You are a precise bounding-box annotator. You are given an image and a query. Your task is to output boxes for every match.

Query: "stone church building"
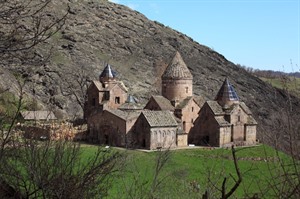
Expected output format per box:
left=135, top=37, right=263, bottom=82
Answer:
left=85, top=52, right=257, bottom=149
left=189, top=78, right=257, bottom=147
left=85, top=64, right=128, bottom=119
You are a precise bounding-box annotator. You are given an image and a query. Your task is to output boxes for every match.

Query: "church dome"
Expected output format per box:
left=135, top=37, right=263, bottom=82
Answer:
left=162, top=51, right=193, bottom=80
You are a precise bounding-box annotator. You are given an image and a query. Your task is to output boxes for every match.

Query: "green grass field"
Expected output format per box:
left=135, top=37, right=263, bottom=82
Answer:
left=260, top=76, right=300, bottom=98
left=80, top=144, right=295, bottom=198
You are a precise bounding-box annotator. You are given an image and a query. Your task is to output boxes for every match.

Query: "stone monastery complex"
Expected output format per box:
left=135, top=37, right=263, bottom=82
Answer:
left=85, top=52, right=257, bottom=150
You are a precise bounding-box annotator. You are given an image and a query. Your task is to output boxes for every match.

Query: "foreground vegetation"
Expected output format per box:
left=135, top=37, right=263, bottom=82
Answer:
left=80, top=144, right=297, bottom=198
left=2, top=141, right=298, bottom=198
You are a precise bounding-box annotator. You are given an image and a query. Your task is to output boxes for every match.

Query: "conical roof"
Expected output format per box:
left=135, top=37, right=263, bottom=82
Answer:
left=99, top=64, right=117, bottom=82
left=119, top=95, right=143, bottom=111
left=162, top=51, right=193, bottom=80
left=215, top=78, right=239, bottom=102
left=126, top=95, right=138, bottom=103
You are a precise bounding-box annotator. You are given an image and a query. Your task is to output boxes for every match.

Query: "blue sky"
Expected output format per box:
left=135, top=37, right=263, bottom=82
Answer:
left=109, top=0, right=300, bottom=73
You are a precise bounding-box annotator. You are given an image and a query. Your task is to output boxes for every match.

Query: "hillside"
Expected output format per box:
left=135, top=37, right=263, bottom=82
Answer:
left=260, top=76, right=300, bottom=98
left=1, top=0, right=299, bottom=145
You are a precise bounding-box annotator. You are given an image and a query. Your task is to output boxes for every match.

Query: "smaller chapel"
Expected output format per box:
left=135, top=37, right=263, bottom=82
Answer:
left=85, top=52, right=257, bottom=149
left=189, top=78, right=257, bottom=147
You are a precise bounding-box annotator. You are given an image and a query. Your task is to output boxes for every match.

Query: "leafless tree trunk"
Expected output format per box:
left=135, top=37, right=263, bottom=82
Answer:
left=0, top=0, right=68, bottom=66
left=117, top=148, right=172, bottom=199
left=58, top=65, right=91, bottom=120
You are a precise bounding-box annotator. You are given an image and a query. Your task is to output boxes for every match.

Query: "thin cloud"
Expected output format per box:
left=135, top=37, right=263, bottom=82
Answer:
left=127, top=3, right=139, bottom=10
left=109, top=0, right=139, bottom=10
left=108, top=0, right=120, bottom=3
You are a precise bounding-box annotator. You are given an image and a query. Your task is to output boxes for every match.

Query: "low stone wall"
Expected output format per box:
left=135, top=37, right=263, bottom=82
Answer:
left=18, top=122, right=88, bottom=141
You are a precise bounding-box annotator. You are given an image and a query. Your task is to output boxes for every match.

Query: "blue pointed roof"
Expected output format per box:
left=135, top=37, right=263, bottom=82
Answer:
left=126, top=95, right=138, bottom=103
left=215, top=78, right=239, bottom=102
left=99, top=64, right=117, bottom=81
left=119, top=95, right=143, bottom=111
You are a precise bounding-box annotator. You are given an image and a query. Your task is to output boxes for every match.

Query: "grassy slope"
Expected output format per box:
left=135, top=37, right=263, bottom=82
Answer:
left=260, top=77, right=300, bottom=98
left=81, top=145, right=292, bottom=198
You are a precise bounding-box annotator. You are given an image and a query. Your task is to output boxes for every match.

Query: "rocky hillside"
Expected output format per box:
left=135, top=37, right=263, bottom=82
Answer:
left=1, top=0, right=299, bottom=142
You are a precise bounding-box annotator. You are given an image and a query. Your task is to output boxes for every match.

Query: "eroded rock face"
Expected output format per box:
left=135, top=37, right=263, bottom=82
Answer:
left=1, top=0, right=299, bottom=144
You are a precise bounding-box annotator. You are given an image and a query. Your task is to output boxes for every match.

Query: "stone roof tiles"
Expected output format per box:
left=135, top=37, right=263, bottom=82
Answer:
left=92, top=80, right=103, bottom=91
left=162, top=51, right=193, bottom=80
left=247, top=115, right=257, bottom=125
left=206, top=100, right=257, bottom=125
left=151, top=95, right=175, bottom=111
left=92, top=80, right=128, bottom=92
left=206, top=101, right=224, bottom=115
left=215, top=116, right=230, bottom=127
left=239, top=102, right=252, bottom=115
left=176, top=96, right=193, bottom=109
left=193, top=95, right=206, bottom=108
left=105, top=109, right=141, bottom=121
left=142, top=110, right=178, bottom=127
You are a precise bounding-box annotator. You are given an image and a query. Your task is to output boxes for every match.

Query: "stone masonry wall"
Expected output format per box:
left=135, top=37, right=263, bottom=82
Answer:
left=162, top=79, right=193, bottom=101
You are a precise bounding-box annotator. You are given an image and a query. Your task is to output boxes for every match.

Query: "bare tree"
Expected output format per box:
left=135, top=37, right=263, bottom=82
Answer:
left=0, top=139, right=123, bottom=198
left=117, top=148, right=172, bottom=199
left=200, top=146, right=244, bottom=199
left=0, top=80, right=124, bottom=198
left=0, top=0, right=68, bottom=66
left=58, top=65, right=91, bottom=120
left=0, top=2, right=126, bottom=197
left=261, top=106, right=300, bottom=198
left=0, top=80, right=25, bottom=160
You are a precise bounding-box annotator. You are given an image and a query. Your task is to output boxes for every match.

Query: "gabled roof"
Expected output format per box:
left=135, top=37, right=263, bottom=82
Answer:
left=247, top=115, right=258, bottom=125
left=142, top=110, right=178, bottom=127
left=117, top=81, right=128, bottom=92
left=239, top=102, right=252, bottom=115
left=162, top=51, right=193, bottom=80
left=206, top=101, right=257, bottom=126
left=176, top=96, right=193, bottom=109
left=193, top=95, right=206, bottom=108
left=206, top=101, right=224, bottom=116
left=92, top=80, right=103, bottom=91
left=91, top=80, right=128, bottom=92
left=215, top=78, right=239, bottom=102
left=20, top=111, right=56, bottom=120
left=215, top=116, right=230, bottom=127
left=105, top=109, right=141, bottom=121
left=99, top=64, right=117, bottom=80
left=146, top=95, right=174, bottom=111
